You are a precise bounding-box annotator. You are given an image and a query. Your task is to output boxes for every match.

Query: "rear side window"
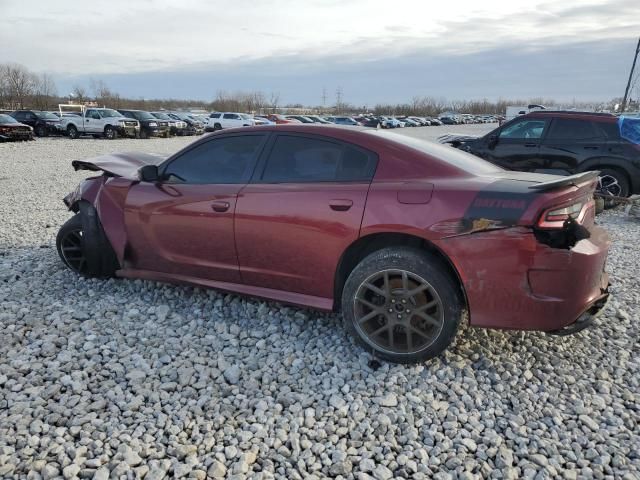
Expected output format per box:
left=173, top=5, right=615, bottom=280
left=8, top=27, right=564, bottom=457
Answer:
left=261, top=135, right=377, bottom=182
left=223, top=113, right=239, bottom=119
left=545, top=119, right=602, bottom=140
left=594, top=121, right=620, bottom=140
left=499, top=119, right=547, bottom=139
left=164, top=135, right=266, bottom=184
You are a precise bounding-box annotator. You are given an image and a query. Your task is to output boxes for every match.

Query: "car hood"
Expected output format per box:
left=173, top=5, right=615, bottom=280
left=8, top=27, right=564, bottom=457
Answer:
left=437, top=133, right=480, bottom=144
left=71, top=152, right=168, bottom=178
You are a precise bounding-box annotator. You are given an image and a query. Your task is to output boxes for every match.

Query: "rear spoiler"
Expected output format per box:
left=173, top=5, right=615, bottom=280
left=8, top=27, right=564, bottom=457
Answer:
left=528, top=171, right=598, bottom=191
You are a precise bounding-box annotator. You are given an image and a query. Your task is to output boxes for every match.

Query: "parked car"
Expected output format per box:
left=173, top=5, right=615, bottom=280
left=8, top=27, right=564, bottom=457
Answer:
left=305, top=115, right=333, bottom=124
left=57, top=125, right=610, bottom=364
left=167, top=112, right=204, bottom=135
left=285, top=115, right=315, bottom=124
left=0, top=114, right=34, bottom=141
left=61, top=108, right=139, bottom=139
left=206, top=112, right=256, bottom=131
left=439, top=116, right=458, bottom=125
left=439, top=111, right=640, bottom=201
left=10, top=110, right=63, bottom=136
left=150, top=111, right=189, bottom=136
left=267, top=114, right=300, bottom=124
left=327, top=116, right=359, bottom=126
left=253, top=116, right=275, bottom=126
left=117, top=109, right=170, bottom=138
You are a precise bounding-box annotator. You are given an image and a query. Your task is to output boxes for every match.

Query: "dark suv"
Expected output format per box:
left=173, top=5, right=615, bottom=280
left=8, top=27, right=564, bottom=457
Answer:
left=10, top=110, right=63, bottom=137
left=117, top=109, right=170, bottom=139
left=440, top=111, right=640, bottom=199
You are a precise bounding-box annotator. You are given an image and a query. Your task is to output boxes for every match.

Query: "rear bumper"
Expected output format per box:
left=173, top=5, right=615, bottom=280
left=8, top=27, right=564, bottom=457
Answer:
left=547, top=292, right=609, bottom=336
left=439, top=225, right=611, bottom=332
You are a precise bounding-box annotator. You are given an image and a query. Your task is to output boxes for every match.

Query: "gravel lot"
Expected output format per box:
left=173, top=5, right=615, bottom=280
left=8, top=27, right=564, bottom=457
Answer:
left=1, top=128, right=638, bottom=480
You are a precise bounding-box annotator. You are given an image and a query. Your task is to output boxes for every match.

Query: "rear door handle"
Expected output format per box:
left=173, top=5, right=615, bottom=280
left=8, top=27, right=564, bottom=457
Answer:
left=211, top=201, right=230, bottom=212
left=584, top=145, right=599, bottom=150
left=524, top=143, right=537, bottom=147
left=329, top=199, right=353, bottom=211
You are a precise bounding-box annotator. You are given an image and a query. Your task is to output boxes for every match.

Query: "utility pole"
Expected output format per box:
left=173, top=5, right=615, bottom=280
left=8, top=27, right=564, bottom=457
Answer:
left=621, top=36, right=640, bottom=113
left=321, top=87, right=327, bottom=108
left=335, top=87, right=343, bottom=113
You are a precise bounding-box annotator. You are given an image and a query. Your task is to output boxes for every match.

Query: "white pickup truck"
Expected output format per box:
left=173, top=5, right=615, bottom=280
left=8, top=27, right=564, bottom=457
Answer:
left=59, top=106, right=140, bottom=139
left=206, top=112, right=255, bottom=131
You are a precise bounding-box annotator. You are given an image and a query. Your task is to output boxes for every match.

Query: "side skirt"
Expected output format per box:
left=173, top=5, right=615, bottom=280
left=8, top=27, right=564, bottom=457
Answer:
left=116, top=268, right=334, bottom=312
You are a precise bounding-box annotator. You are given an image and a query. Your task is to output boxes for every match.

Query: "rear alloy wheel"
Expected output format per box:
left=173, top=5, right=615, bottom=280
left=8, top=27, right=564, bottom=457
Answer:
left=596, top=168, right=629, bottom=208
left=213, top=123, right=222, bottom=131
left=104, top=125, right=117, bottom=140
left=342, top=247, right=463, bottom=363
left=35, top=124, right=47, bottom=137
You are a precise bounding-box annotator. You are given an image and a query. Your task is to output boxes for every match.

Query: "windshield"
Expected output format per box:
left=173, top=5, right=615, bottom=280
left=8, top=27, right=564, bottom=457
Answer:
left=99, top=109, right=123, bottom=118
left=368, top=131, right=503, bottom=175
left=36, top=111, right=60, bottom=120
left=151, top=112, right=170, bottom=120
left=240, top=114, right=252, bottom=119
left=132, top=111, right=155, bottom=120
left=0, top=114, right=18, bottom=124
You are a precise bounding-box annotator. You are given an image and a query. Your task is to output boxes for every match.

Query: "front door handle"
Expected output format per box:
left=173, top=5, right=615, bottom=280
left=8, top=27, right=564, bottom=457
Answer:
left=584, top=145, right=599, bottom=150
left=211, top=201, right=230, bottom=212
left=524, top=143, right=537, bottom=147
left=329, top=199, right=353, bottom=211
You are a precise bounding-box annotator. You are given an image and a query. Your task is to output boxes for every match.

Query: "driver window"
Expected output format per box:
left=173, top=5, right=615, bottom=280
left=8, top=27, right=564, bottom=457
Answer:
left=499, top=119, right=547, bottom=140
left=164, top=135, right=266, bottom=184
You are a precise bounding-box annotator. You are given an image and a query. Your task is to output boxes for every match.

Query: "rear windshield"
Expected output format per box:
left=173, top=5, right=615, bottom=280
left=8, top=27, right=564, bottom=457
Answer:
left=368, top=131, right=503, bottom=175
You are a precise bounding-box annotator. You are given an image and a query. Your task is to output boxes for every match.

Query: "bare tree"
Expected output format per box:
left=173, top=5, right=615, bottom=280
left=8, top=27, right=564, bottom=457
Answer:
left=2, top=63, right=36, bottom=109
left=71, top=85, right=88, bottom=103
left=269, top=92, right=280, bottom=113
left=31, top=73, right=57, bottom=110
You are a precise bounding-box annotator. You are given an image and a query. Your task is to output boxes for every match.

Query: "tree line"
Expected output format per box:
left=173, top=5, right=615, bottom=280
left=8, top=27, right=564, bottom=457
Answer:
left=0, top=62, right=626, bottom=115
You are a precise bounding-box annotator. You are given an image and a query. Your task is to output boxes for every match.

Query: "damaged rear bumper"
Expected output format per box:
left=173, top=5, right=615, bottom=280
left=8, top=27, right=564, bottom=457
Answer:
left=547, top=291, right=609, bottom=336
left=438, top=225, right=611, bottom=332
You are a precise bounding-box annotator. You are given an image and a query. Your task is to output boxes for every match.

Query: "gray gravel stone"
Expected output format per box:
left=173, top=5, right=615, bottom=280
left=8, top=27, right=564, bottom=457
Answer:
left=0, top=134, right=638, bottom=480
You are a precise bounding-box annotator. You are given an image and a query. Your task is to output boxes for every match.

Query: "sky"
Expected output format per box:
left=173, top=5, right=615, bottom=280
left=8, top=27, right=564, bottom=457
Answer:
left=0, top=0, right=638, bottom=105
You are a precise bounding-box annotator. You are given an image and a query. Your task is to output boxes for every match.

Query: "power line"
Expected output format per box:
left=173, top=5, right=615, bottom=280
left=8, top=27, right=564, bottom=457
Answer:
left=621, top=36, right=640, bottom=113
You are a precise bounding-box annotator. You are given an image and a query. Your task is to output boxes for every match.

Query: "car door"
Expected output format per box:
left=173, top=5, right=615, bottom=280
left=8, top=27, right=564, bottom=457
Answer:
left=538, top=118, right=604, bottom=173
left=84, top=109, right=101, bottom=133
left=235, top=133, right=378, bottom=300
left=482, top=117, right=549, bottom=171
left=123, top=133, right=268, bottom=283
left=222, top=113, right=240, bottom=128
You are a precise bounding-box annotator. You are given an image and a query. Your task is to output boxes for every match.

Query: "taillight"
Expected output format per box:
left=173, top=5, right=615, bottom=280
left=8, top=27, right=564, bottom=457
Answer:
left=537, top=198, right=594, bottom=229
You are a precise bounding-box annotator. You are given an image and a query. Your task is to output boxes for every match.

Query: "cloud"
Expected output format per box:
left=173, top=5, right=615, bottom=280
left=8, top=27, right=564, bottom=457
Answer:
left=1, top=0, right=637, bottom=102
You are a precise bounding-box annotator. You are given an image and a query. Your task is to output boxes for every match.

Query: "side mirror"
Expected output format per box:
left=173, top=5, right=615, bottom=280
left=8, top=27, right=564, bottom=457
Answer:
left=138, top=165, right=159, bottom=182
left=487, top=134, right=499, bottom=149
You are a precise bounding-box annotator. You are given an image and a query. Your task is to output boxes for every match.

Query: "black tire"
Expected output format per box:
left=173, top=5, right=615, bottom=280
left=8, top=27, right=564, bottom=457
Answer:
left=56, top=204, right=119, bottom=278
left=35, top=124, right=47, bottom=137
left=67, top=125, right=79, bottom=139
left=139, top=128, right=148, bottom=139
left=213, top=123, right=222, bottom=131
left=596, top=168, right=630, bottom=208
left=104, top=125, right=117, bottom=140
left=341, top=247, right=463, bottom=364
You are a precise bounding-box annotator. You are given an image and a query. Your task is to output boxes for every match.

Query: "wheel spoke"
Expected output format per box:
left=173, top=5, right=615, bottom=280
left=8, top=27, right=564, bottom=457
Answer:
left=414, top=300, right=438, bottom=313
left=401, top=270, right=409, bottom=291
left=363, top=282, right=387, bottom=298
left=414, top=310, right=441, bottom=327
left=356, top=296, right=380, bottom=311
left=406, top=323, right=431, bottom=340
left=357, top=309, right=383, bottom=325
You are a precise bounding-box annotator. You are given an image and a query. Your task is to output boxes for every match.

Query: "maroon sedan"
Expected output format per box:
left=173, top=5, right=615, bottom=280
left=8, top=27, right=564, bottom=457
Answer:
left=0, top=114, right=34, bottom=141
left=57, top=125, right=610, bottom=363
